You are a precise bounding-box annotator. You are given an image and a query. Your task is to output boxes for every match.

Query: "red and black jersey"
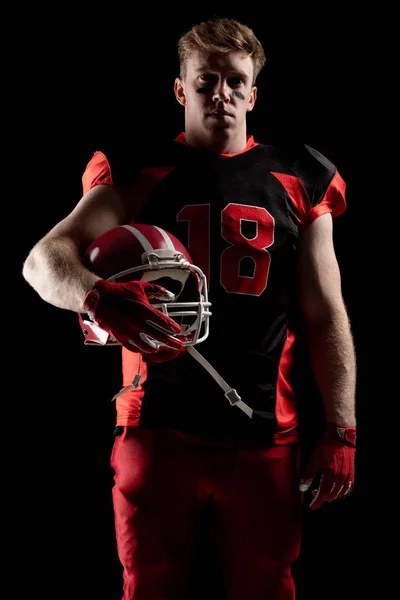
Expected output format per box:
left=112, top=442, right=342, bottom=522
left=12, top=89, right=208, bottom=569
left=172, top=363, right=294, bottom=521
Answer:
left=82, top=133, right=346, bottom=445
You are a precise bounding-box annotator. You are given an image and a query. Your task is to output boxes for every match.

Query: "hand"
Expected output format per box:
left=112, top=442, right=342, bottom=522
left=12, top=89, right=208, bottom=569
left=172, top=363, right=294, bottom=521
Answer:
left=83, top=279, right=183, bottom=361
left=299, top=423, right=356, bottom=510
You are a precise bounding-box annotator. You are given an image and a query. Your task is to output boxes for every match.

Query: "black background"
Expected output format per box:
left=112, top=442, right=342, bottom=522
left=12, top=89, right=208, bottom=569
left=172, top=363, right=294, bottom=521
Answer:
left=11, top=8, right=368, bottom=600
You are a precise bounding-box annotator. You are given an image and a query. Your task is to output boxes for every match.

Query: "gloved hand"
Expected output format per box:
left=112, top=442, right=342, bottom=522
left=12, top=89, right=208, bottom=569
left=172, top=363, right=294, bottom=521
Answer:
left=83, top=279, right=183, bottom=361
left=299, top=423, right=356, bottom=510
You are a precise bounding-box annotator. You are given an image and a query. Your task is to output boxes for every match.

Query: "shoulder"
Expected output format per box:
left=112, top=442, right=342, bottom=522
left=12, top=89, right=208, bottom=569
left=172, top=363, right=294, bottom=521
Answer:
left=100, top=138, right=185, bottom=187
left=294, top=144, right=337, bottom=188
left=82, top=138, right=184, bottom=191
left=258, top=142, right=345, bottom=209
left=254, top=142, right=337, bottom=181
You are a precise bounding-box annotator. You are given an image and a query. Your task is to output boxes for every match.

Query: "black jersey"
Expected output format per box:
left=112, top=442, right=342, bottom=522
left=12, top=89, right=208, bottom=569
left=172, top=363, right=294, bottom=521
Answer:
left=82, top=133, right=346, bottom=444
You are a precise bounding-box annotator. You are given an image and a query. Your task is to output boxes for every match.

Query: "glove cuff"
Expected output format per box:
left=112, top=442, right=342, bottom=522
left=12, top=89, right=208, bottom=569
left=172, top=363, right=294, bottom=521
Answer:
left=82, top=279, right=109, bottom=319
left=325, top=423, right=356, bottom=447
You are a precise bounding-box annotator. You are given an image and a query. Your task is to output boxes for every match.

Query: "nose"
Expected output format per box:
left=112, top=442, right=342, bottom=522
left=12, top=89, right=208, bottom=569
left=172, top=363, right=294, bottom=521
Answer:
left=212, top=80, right=230, bottom=102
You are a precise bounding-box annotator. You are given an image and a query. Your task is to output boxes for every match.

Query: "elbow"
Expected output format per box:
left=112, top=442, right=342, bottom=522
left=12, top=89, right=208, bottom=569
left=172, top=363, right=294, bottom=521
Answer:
left=22, top=251, right=37, bottom=287
left=22, top=241, right=51, bottom=292
left=303, top=305, right=353, bottom=350
left=301, top=298, right=349, bottom=331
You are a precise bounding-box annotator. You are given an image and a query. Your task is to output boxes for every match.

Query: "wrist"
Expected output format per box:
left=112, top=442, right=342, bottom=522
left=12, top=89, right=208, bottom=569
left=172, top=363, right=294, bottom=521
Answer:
left=324, top=422, right=356, bottom=447
left=82, top=278, right=107, bottom=315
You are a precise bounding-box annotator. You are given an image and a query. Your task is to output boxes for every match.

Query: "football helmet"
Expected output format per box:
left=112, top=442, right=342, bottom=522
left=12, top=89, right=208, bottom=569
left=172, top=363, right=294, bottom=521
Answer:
left=79, top=224, right=265, bottom=423
left=78, top=223, right=211, bottom=348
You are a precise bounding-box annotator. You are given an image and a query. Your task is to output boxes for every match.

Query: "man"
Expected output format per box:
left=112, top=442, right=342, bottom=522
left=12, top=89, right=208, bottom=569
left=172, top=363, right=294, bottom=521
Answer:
left=22, top=16, right=357, bottom=600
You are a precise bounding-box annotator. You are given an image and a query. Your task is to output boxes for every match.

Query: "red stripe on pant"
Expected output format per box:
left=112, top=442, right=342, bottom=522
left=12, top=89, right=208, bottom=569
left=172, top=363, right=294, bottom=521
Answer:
left=111, top=427, right=303, bottom=600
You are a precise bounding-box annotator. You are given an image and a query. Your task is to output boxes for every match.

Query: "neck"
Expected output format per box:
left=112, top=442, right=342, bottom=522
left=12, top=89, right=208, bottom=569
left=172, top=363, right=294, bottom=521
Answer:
left=184, top=127, right=248, bottom=154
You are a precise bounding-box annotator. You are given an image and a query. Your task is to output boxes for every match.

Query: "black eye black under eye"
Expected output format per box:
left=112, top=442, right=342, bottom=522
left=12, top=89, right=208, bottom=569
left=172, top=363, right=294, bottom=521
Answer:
left=196, top=74, right=246, bottom=95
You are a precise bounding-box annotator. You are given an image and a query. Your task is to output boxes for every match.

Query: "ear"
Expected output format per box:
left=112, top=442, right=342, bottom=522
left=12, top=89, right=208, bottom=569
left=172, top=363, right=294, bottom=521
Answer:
left=174, top=77, right=186, bottom=107
left=246, top=86, right=257, bottom=113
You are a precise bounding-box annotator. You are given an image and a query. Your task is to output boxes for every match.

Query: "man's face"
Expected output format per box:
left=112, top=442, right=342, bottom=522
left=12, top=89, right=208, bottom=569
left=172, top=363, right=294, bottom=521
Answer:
left=174, top=50, right=257, bottom=137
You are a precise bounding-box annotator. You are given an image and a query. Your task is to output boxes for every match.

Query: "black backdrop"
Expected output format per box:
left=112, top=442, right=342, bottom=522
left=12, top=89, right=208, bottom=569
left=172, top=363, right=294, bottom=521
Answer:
left=12, top=9, right=368, bottom=600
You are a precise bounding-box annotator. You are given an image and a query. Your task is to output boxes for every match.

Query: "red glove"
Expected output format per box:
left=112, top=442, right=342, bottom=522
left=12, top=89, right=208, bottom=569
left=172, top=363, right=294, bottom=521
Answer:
left=299, top=423, right=356, bottom=510
left=83, top=279, right=183, bottom=362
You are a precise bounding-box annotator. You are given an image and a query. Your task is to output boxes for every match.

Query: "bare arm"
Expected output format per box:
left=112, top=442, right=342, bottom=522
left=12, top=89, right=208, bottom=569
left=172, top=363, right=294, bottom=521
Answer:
left=22, top=184, right=129, bottom=312
left=297, top=212, right=356, bottom=427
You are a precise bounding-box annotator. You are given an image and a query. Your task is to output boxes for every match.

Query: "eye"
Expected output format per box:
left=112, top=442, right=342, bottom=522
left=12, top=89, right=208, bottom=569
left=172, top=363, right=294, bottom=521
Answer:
left=199, top=74, right=216, bottom=82
left=229, top=76, right=245, bottom=87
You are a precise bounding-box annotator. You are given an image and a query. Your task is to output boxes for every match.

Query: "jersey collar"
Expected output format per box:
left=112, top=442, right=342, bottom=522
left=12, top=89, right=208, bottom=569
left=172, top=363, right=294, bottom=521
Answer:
left=174, top=131, right=258, bottom=157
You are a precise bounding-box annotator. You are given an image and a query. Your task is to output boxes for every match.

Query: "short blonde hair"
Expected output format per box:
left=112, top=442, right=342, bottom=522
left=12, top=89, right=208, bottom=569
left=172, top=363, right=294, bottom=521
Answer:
left=178, top=17, right=266, bottom=85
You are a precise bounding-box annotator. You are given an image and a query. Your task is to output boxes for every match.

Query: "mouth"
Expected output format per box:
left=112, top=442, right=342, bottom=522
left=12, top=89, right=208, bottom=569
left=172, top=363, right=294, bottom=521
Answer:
left=208, top=111, right=233, bottom=119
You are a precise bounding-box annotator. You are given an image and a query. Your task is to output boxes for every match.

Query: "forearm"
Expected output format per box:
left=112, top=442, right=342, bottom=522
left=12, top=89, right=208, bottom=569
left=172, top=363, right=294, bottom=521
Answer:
left=22, top=236, right=100, bottom=312
left=306, top=308, right=357, bottom=427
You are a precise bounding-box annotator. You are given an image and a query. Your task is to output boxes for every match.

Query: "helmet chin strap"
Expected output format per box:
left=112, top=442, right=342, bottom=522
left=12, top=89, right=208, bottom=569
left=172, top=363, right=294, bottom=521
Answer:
left=177, top=348, right=275, bottom=424
left=111, top=345, right=255, bottom=420
left=186, top=346, right=254, bottom=419
left=111, top=357, right=142, bottom=402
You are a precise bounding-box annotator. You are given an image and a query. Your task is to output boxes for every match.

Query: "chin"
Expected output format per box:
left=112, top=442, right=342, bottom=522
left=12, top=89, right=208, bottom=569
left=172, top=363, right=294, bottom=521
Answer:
left=206, top=121, right=233, bottom=133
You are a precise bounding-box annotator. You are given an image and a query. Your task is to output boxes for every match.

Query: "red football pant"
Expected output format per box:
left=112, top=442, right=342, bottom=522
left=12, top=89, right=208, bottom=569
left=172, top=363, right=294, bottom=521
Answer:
left=111, top=427, right=303, bottom=600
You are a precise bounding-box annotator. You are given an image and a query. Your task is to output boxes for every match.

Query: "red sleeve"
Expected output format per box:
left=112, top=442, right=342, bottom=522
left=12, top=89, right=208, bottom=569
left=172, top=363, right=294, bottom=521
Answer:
left=81, top=151, right=114, bottom=195
left=301, top=170, right=347, bottom=229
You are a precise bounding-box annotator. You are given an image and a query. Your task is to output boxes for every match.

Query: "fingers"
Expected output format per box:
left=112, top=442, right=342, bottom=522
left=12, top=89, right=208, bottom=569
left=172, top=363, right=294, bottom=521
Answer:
left=140, top=330, right=183, bottom=351
left=299, top=478, right=314, bottom=492
left=139, top=297, right=182, bottom=335
left=299, top=453, right=319, bottom=492
left=308, top=475, right=324, bottom=509
left=146, top=316, right=181, bottom=336
left=124, top=334, right=183, bottom=357
left=140, top=282, right=176, bottom=302
left=308, top=474, right=353, bottom=510
left=309, top=485, right=322, bottom=509
left=119, top=281, right=182, bottom=334
left=330, top=477, right=353, bottom=501
left=299, top=436, right=355, bottom=510
left=342, top=480, right=354, bottom=500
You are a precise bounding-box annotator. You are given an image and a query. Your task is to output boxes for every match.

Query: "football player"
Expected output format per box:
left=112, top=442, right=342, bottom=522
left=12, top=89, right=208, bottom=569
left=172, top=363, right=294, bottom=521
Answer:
left=22, top=17, right=356, bottom=600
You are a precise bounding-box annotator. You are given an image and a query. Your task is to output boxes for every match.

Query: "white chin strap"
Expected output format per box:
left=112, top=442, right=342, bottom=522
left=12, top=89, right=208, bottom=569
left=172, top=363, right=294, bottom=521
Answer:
left=112, top=344, right=254, bottom=420
left=186, top=346, right=254, bottom=419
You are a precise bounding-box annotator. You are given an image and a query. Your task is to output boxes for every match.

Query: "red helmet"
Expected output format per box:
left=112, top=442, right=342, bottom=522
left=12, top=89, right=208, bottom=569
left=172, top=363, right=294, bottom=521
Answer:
left=78, top=223, right=211, bottom=347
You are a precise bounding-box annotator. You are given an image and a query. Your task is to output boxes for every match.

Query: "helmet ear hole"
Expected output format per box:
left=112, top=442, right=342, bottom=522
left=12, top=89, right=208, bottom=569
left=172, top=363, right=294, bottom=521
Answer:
left=176, top=271, right=197, bottom=303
